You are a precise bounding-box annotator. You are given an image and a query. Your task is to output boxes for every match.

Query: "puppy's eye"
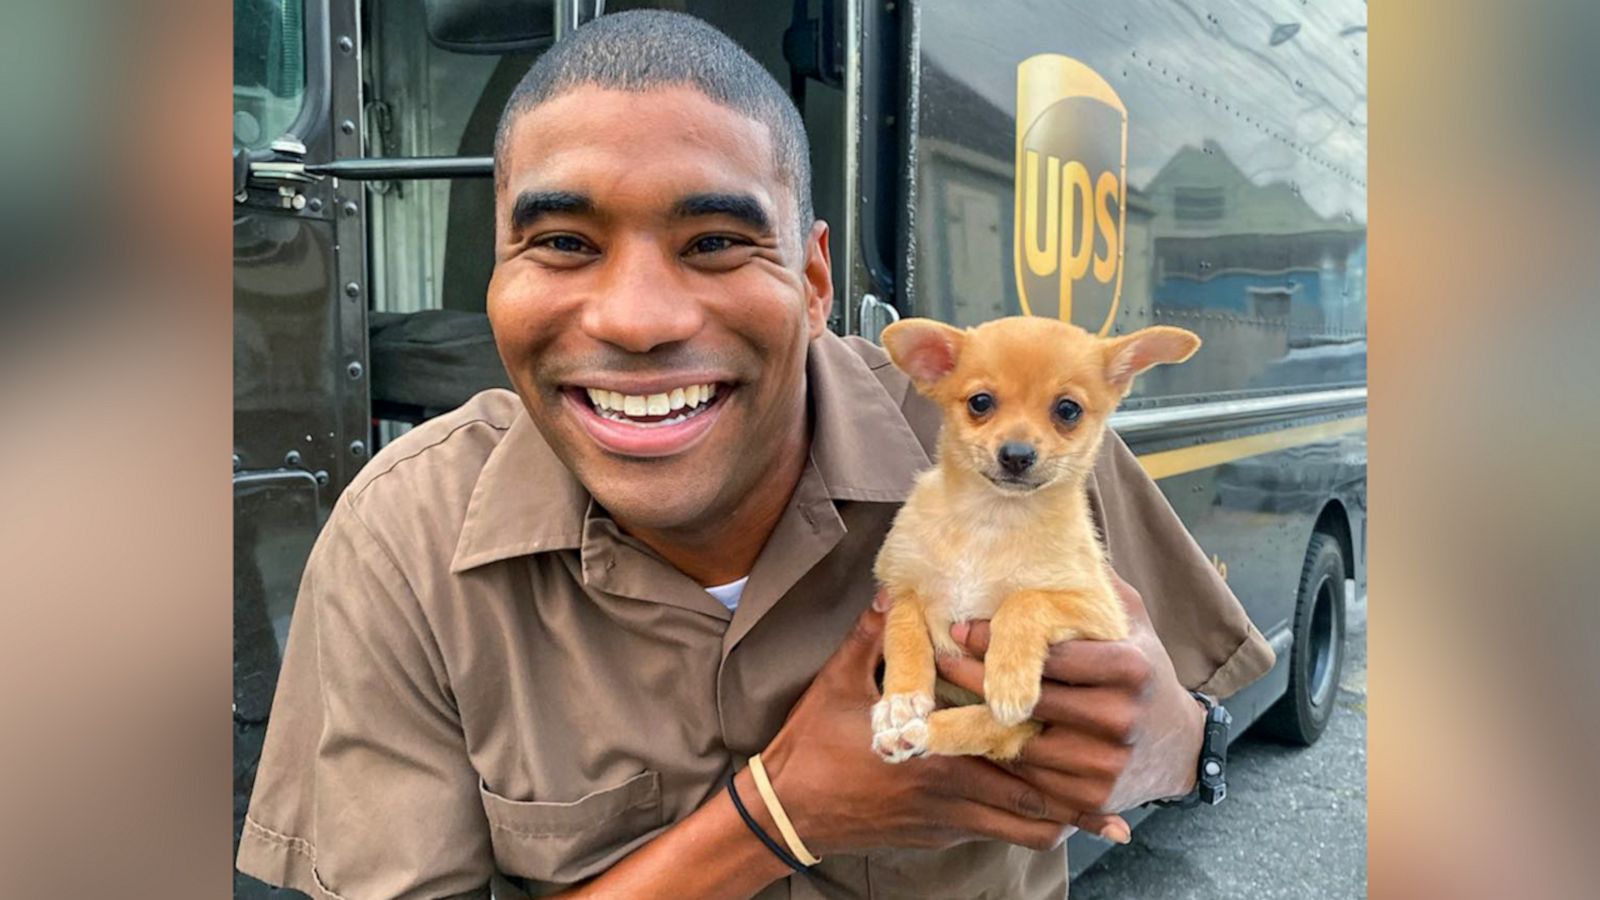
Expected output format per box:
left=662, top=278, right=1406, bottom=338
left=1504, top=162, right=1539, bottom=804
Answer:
left=1053, top=398, right=1083, bottom=423
left=967, top=393, right=995, bottom=416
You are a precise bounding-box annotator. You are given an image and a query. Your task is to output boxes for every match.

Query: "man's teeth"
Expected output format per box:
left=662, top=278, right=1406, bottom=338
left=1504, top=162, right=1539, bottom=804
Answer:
left=584, top=384, right=719, bottom=425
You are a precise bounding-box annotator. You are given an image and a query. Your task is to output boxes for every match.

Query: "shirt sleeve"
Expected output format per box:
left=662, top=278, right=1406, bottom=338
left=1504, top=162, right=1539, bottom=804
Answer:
left=236, top=496, right=495, bottom=900
left=1088, top=431, right=1276, bottom=698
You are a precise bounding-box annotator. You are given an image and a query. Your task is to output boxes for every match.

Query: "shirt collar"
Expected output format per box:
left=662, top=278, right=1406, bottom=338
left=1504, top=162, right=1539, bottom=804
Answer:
left=804, top=329, right=931, bottom=502
left=450, top=411, right=588, bottom=573
left=450, top=330, right=930, bottom=573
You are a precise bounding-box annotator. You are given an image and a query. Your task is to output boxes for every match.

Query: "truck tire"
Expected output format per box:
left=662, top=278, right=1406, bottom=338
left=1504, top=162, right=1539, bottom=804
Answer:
left=1259, top=532, right=1347, bottom=746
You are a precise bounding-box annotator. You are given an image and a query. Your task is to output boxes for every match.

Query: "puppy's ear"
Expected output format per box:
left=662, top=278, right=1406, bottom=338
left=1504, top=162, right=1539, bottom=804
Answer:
left=1104, top=326, right=1201, bottom=390
left=881, top=318, right=967, bottom=392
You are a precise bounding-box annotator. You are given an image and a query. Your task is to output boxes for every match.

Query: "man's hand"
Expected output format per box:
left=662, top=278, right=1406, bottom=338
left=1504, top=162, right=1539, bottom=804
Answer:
left=760, top=594, right=1128, bottom=857
left=560, top=585, right=1171, bottom=898
left=937, top=572, right=1205, bottom=836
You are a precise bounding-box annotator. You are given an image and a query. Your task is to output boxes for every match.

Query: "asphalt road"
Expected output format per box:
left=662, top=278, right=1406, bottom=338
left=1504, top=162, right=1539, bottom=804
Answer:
left=1071, top=587, right=1368, bottom=900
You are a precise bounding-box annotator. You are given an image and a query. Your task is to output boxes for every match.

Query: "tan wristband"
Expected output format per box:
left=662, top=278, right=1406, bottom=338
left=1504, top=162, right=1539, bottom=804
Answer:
left=747, top=754, right=821, bottom=866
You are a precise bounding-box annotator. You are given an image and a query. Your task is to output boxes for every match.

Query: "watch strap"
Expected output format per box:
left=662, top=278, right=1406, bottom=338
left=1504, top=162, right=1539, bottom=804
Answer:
left=1153, top=691, right=1231, bottom=808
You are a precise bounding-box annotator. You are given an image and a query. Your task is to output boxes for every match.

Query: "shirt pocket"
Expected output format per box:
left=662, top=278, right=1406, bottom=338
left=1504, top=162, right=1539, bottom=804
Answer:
left=478, top=770, right=665, bottom=885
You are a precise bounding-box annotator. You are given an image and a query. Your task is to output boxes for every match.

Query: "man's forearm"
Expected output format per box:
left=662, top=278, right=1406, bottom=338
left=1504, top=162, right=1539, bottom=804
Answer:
left=549, top=767, right=793, bottom=899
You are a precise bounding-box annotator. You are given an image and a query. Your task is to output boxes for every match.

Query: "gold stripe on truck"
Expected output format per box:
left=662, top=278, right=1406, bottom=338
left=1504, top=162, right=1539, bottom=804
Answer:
left=1137, top=415, right=1367, bottom=480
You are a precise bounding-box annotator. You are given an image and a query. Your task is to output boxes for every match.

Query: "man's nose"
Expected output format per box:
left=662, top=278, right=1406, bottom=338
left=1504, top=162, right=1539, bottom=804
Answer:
left=579, top=241, right=704, bottom=353
left=997, top=442, right=1036, bottom=475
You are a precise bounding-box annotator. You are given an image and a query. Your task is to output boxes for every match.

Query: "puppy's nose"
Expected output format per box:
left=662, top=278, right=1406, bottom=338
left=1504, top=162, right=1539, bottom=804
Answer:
left=997, top=442, right=1036, bottom=475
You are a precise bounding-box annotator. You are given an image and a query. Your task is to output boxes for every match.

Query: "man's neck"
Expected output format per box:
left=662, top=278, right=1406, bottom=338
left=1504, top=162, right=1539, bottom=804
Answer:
left=615, top=424, right=811, bottom=588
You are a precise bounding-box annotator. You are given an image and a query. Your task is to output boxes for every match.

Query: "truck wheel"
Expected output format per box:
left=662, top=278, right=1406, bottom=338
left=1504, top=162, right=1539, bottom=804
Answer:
left=1259, top=533, right=1347, bottom=746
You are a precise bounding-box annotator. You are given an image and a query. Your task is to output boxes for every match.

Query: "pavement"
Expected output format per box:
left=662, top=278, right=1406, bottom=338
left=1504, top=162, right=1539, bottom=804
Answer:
left=1071, top=586, right=1368, bottom=900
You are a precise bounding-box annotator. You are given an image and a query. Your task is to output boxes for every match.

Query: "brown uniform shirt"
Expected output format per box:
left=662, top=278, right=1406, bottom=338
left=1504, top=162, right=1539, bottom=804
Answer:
left=237, top=331, right=1274, bottom=900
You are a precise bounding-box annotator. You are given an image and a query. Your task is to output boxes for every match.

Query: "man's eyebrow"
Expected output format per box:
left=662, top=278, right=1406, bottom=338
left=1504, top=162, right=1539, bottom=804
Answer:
left=672, top=193, right=773, bottom=233
left=508, top=190, right=593, bottom=232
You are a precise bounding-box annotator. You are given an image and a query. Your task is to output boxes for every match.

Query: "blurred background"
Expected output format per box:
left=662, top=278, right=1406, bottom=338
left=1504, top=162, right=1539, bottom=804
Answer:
left=0, top=0, right=1593, bottom=898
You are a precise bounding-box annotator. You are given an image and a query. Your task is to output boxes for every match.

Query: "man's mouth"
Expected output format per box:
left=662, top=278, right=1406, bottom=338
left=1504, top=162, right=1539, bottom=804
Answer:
left=581, top=382, right=721, bottom=427
left=562, top=380, right=731, bottom=458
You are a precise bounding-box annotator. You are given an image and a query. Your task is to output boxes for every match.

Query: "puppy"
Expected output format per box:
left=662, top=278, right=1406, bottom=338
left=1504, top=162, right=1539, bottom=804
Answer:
left=870, top=316, right=1199, bottom=773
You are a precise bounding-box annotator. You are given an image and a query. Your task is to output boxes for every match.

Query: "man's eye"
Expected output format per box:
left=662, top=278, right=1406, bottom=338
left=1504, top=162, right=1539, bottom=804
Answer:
left=536, top=234, right=591, bottom=254
left=688, top=235, right=743, bottom=255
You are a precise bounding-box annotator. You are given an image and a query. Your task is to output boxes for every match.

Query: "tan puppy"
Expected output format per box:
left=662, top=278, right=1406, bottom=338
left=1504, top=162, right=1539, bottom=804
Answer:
left=871, top=316, right=1200, bottom=770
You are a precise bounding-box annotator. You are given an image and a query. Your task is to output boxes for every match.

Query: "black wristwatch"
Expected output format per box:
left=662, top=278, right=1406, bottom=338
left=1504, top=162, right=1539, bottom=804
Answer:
left=1152, top=691, right=1230, bottom=808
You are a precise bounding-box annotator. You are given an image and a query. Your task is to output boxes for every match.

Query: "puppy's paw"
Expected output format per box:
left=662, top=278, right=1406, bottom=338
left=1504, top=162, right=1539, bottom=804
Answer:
left=871, top=692, right=934, bottom=763
left=875, top=717, right=929, bottom=764
left=984, top=666, right=1041, bottom=727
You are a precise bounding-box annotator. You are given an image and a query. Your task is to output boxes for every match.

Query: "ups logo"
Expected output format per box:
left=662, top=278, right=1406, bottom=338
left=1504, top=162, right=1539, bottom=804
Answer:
left=1013, top=55, right=1128, bottom=335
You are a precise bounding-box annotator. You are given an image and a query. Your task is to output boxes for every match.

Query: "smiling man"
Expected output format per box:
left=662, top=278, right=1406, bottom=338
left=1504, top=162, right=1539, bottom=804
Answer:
left=237, top=11, right=1273, bottom=900
left=487, top=57, right=827, bottom=590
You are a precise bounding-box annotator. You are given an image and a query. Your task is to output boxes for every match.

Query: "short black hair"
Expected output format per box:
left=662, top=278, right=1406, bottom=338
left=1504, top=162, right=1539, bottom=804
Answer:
left=494, top=10, right=814, bottom=240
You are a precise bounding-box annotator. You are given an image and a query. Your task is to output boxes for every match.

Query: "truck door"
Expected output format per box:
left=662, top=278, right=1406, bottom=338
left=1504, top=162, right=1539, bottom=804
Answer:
left=233, top=0, right=367, bottom=895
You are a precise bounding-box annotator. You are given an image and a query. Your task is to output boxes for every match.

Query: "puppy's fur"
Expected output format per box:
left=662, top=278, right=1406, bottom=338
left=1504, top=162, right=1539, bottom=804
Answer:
left=871, top=317, right=1199, bottom=771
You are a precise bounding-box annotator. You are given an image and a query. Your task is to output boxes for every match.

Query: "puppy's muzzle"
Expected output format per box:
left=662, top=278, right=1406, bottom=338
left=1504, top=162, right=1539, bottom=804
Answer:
left=997, top=442, right=1037, bottom=476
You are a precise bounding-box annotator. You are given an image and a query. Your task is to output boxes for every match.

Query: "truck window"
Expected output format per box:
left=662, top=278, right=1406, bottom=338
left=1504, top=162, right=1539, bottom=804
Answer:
left=233, top=0, right=306, bottom=148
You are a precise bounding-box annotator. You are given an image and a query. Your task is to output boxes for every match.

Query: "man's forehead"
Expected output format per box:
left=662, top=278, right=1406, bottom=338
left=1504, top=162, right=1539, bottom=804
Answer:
left=495, top=85, right=796, bottom=237
left=500, top=85, right=780, bottom=183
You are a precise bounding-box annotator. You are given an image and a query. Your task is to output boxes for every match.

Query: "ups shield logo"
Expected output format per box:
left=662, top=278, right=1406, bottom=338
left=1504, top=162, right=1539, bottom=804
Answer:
left=1014, top=55, right=1127, bottom=334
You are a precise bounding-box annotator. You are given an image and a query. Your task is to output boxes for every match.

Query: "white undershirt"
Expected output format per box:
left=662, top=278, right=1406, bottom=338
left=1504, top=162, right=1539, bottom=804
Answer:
left=704, top=576, right=750, bottom=611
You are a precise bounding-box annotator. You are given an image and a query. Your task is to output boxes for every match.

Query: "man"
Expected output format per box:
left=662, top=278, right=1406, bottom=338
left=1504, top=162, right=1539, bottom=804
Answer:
left=237, top=11, right=1273, bottom=899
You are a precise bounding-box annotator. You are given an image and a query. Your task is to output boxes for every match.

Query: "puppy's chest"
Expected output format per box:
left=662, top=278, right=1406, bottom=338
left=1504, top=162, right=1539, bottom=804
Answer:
left=937, top=551, right=1011, bottom=622
left=909, top=528, right=1089, bottom=622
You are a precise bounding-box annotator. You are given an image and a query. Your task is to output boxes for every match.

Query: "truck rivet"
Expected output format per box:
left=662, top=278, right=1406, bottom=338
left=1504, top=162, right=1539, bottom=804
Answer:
left=347, top=361, right=363, bottom=379
left=350, top=441, right=367, bottom=458
left=340, top=120, right=356, bottom=135
left=315, top=470, right=330, bottom=486
left=342, top=200, right=359, bottom=217
left=344, top=282, right=360, bottom=298
left=284, top=450, right=302, bottom=467
left=338, top=36, right=354, bottom=54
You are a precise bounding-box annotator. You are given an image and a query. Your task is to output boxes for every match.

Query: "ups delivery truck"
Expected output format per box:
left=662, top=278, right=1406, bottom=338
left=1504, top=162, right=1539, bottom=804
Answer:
left=234, top=1, right=1366, bottom=895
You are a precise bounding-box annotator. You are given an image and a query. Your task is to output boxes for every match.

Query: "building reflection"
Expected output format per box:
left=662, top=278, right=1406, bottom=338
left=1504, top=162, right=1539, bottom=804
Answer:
left=914, top=57, right=1365, bottom=401
left=1136, top=139, right=1366, bottom=398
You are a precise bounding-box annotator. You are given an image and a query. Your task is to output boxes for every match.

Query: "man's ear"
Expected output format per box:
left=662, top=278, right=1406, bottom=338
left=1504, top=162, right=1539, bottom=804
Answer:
left=881, top=318, right=967, bottom=392
left=1104, top=326, right=1201, bottom=390
left=803, top=220, right=834, bottom=339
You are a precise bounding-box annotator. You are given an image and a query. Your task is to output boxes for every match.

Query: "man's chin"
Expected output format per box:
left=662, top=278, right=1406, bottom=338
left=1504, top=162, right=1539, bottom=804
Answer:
left=583, top=477, right=723, bottom=533
left=524, top=385, right=773, bottom=534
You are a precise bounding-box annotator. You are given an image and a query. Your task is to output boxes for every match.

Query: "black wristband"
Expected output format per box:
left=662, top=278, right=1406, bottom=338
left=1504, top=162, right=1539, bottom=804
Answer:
left=725, top=771, right=810, bottom=875
left=1152, top=691, right=1231, bottom=809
